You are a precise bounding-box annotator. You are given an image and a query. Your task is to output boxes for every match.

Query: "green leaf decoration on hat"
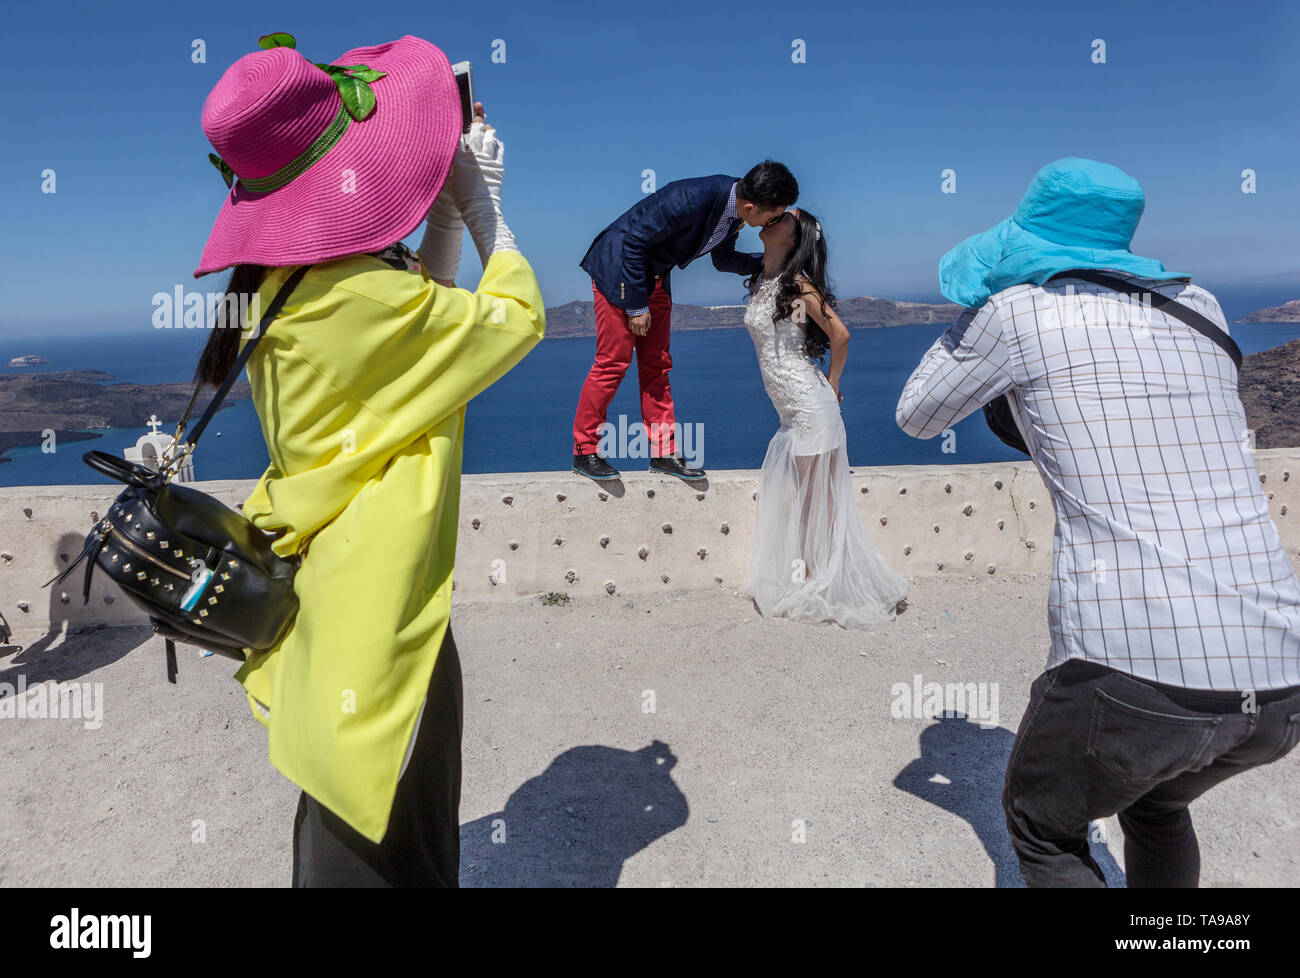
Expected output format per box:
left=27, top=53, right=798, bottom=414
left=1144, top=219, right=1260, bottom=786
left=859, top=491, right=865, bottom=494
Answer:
left=313, top=62, right=387, bottom=121
left=204, top=34, right=386, bottom=190
left=258, top=32, right=297, bottom=49
left=208, top=152, right=235, bottom=189
left=333, top=73, right=376, bottom=120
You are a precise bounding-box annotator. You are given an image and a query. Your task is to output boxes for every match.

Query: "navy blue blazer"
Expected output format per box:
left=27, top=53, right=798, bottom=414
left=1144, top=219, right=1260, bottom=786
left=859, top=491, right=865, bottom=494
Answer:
left=579, top=174, right=763, bottom=311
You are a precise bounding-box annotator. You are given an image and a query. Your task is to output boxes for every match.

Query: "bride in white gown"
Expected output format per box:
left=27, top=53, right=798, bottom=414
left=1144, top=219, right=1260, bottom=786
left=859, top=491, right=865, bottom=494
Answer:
left=741, top=208, right=909, bottom=628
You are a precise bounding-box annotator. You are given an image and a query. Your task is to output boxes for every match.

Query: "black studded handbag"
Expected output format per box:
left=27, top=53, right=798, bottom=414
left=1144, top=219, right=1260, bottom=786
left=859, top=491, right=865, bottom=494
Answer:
left=44, top=267, right=309, bottom=682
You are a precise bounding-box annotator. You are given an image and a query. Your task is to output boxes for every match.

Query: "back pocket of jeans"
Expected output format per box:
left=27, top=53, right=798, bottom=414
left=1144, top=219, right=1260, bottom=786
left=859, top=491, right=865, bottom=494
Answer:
left=1260, top=711, right=1300, bottom=765
left=1086, top=688, right=1220, bottom=784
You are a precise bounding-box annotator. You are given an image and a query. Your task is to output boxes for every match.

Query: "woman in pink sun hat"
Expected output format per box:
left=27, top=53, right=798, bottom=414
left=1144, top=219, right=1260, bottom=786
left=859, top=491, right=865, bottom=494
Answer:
left=192, top=32, right=544, bottom=886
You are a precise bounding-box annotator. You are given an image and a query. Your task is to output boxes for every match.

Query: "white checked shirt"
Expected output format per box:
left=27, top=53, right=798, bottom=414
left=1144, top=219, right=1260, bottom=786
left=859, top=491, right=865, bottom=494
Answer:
left=897, top=272, right=1300, bottom=691
left=626, top=183, right=740, bottom=317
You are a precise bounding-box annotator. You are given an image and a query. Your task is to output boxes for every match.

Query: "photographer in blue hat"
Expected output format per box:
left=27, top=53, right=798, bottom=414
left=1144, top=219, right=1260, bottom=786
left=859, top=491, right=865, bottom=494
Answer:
left=896, top=157, right=1300, bottom=887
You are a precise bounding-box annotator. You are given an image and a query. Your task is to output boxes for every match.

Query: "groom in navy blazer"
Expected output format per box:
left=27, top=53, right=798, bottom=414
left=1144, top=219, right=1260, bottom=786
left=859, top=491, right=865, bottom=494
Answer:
left=572, top=162, right=799, bottom=482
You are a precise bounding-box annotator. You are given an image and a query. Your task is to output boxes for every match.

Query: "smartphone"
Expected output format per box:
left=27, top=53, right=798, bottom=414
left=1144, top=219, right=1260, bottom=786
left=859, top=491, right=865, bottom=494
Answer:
left=452, top=61, right=474, bottom=134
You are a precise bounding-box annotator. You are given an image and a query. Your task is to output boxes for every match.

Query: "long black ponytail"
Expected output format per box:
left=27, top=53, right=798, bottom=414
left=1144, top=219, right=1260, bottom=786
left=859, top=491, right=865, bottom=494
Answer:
left=193, top=264, right=267, bottom=387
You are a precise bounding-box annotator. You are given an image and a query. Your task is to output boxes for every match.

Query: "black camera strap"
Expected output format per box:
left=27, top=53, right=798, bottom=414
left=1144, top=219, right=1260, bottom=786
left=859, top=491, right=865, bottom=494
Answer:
left=1048, top=269, right=1242, bottom=371
left=987, top=271, right=1243, bottom=458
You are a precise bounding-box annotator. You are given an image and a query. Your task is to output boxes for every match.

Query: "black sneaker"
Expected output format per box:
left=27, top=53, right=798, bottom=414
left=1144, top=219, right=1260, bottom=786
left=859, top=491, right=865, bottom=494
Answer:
left=649, top=455, right=706, bottom=481
left=573, top=453, right=620, bottom=481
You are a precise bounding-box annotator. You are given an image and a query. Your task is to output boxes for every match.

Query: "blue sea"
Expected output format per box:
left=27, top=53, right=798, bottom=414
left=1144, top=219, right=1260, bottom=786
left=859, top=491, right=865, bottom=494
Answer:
left=3, top=285, right=1297, bottom=489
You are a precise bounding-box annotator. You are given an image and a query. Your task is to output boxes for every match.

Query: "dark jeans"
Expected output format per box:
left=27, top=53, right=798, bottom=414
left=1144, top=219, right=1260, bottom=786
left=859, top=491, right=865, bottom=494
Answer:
left=1003, top=657, right=1300, bottom=887
left=292, top=626, right=464, bottom=887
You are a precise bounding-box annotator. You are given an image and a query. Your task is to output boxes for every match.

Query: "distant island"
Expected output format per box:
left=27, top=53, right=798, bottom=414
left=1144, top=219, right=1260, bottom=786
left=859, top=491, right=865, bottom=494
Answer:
left=1240, top=336, right=1300, bottom=448
left=544, top=294, right=962, bottom=337
left=3, top=309, right=1297, bottom=468
left=1241, top=300, right=1300, bottom=323
left=0, top=369, right=250, bottom=465
left=0, top=294, right=959, bottom=468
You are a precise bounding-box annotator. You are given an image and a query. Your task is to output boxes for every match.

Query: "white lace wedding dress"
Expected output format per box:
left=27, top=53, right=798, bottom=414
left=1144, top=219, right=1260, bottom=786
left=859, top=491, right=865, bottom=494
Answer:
left=741, top=275, right=909, bottom=628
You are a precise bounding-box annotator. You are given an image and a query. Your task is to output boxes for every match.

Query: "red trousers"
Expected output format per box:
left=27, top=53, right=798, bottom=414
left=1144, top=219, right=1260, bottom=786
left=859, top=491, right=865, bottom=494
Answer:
left=572, top=278, right=677, bottom=456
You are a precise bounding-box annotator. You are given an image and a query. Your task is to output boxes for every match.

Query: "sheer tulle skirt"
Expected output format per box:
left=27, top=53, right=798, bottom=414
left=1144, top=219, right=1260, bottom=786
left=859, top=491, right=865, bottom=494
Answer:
left=742, top=416, right=909, bottom=629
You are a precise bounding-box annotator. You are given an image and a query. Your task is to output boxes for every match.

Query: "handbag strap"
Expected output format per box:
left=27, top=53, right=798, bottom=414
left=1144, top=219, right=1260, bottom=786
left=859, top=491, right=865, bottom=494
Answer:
left=170, top=266, right=310, bottom=462
left=1049, top=269, right=1242, bottom=371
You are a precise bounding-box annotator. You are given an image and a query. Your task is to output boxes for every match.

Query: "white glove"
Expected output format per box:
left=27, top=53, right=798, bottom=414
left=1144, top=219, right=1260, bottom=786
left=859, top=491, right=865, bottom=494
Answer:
left=448, top=120, right=518, bottom=265
left=418, top=189, right=464, bottom=285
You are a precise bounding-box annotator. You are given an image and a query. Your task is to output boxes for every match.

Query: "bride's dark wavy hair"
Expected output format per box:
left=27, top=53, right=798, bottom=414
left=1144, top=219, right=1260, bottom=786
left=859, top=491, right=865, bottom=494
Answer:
left=745, top=208, right=835, bottom=361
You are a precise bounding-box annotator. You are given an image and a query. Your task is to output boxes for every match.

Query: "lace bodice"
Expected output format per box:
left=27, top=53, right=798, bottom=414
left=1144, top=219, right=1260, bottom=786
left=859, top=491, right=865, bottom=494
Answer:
left=743, top=276, right=841, bottom=454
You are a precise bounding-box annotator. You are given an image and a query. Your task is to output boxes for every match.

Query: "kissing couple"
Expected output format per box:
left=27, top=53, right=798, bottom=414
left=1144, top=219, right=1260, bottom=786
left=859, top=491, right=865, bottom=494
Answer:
left=570, top=161, right=909, bottom=631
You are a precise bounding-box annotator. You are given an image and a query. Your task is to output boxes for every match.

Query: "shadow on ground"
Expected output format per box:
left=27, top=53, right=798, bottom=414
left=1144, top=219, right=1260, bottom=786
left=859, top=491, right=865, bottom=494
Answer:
left=893, top=714, right=1126, bottom=887
left=460, top=739, right=688, bottom=887
left=0, top=623, right=154, bottom=688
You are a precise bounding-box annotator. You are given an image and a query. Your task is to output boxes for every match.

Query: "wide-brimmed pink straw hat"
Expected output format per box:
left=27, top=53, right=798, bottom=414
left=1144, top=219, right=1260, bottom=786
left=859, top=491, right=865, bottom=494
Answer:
left=194, top=33, right=460, bottom=277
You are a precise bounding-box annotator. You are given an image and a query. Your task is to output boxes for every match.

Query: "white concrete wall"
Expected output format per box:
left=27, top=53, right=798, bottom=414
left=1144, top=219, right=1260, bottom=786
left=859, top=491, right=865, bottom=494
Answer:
left=3, top=450, right=1298, bottom=636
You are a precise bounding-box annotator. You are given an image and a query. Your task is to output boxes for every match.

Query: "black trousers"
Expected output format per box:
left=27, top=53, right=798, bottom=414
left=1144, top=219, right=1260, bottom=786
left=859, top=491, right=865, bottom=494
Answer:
left=1003, top=657, right=1300, bottom=887
left=292, top=626, right=463, bottom=887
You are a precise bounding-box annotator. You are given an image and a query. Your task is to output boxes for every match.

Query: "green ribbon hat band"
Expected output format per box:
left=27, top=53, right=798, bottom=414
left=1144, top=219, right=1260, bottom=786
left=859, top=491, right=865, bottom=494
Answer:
left=207, top=32, right=385, bottom=194
left=238, top=102, right=351, bottom=194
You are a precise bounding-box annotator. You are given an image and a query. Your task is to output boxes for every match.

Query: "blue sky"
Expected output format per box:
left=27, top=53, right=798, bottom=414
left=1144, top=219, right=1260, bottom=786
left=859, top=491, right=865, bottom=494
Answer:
left=3, top=0, right=1298, bottom=336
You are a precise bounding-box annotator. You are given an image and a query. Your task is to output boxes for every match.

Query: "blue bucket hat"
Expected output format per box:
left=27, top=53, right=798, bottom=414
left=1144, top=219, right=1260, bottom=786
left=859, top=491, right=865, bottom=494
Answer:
left=938, top=157, right=1187, bottom=308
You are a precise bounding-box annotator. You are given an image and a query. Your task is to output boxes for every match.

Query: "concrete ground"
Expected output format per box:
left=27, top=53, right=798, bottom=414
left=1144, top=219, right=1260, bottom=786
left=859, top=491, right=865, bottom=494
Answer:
left=1, top=572, right=1296, bottom=887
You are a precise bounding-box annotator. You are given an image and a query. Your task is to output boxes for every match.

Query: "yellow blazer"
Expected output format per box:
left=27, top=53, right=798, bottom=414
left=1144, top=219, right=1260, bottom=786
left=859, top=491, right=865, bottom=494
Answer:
left=235, top=249, right=544, bottom=842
